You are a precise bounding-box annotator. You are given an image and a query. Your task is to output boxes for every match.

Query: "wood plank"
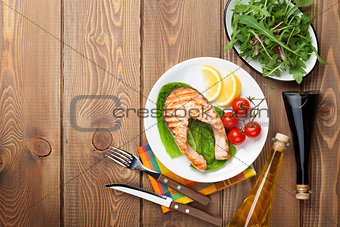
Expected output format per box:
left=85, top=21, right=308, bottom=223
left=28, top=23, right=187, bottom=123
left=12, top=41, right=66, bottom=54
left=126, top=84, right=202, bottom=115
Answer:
left=300, top=0, right=340, bottom=226
left=221, top=0, right=300, bottom=225
left=63, top=0, right=141, bottom=226
left=0, top=0, right=61, bottom=226
left=142, top=0, right=221, bottom=226
left=264, top=82, right=299, bottom=227
left=221, top=0, right=254, bottom=224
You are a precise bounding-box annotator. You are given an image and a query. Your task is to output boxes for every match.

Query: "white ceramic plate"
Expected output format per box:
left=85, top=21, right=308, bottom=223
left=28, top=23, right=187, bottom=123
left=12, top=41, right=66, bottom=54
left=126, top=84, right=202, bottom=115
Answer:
left=144, top=57, right=269, bottom=183
left=224, top=0, right=319, bottom=81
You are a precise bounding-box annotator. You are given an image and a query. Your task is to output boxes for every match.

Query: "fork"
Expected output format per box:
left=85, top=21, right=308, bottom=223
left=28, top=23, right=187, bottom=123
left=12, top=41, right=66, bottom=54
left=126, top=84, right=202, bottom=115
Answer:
left=105, top=146, right=211, bottom=206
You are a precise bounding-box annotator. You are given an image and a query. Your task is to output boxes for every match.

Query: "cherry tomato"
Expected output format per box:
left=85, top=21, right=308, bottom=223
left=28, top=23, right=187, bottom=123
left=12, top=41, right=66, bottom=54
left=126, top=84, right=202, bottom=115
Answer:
left=222, top=112, right=239, bottom=129
left=244, top=121, right=262, bottom=138
left=232, top=98, right=251, bottom=117
left=228, top=128, right=246, bottom=145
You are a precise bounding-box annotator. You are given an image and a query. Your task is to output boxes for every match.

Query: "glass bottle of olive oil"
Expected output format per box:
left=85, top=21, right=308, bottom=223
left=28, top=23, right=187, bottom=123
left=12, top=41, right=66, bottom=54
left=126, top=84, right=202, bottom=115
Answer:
left=228, top=133, right=289, bottom=227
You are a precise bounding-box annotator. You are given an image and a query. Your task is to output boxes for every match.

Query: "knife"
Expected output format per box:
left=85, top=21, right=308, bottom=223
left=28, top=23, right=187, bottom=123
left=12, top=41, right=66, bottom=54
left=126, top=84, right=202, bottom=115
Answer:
left=105, top=183, right=223, bottom=226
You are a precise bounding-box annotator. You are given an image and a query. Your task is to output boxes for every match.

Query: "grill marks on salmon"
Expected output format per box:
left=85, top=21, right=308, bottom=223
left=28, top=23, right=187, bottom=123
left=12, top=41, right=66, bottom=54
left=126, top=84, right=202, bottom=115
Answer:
left=163, top=87, right=230, bottom=171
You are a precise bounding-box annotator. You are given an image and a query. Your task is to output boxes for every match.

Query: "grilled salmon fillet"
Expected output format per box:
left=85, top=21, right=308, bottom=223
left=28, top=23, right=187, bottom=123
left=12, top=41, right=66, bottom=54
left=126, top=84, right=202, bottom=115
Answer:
left=163, top=86, right=230, bottom=171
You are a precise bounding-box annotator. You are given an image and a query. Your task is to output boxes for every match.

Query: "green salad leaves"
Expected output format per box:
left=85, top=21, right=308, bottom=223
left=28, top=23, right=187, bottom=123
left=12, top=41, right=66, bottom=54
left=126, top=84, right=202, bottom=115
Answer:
left=187, top=106, right=237, bottom=170
left=226, top=0, right=327, bottom=83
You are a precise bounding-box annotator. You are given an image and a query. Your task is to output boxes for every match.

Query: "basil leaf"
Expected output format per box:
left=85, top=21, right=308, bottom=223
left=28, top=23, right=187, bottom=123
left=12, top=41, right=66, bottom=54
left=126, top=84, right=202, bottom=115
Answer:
left=214, top=106, right=224, bottom=118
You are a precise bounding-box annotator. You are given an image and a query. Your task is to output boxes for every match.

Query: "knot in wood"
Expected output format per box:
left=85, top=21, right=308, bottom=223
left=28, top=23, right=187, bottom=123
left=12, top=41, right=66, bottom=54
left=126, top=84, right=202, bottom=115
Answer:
left=318, top=88, right=337, bottom=127
left=29, top=137, right=52, bottom=157
left=319, top=103, right=334, bottom=121
left=92, top=129, right=113, bottom=151
left=0, top=155, right=4, bottom=172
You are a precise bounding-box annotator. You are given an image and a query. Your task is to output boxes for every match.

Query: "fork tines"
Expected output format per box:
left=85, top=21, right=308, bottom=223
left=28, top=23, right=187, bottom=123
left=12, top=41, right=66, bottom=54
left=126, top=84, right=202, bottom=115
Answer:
left=105, top=146, right=133, bottom=168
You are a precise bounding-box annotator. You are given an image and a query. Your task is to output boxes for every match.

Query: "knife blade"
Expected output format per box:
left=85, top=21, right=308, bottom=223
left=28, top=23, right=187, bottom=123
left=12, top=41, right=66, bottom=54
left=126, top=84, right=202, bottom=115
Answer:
left=105, top=183, right=222, bottom=226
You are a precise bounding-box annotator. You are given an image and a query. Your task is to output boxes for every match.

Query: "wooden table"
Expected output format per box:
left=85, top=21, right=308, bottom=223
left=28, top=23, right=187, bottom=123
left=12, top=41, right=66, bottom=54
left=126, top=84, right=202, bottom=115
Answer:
left=0, top=0, right=339, bottom=226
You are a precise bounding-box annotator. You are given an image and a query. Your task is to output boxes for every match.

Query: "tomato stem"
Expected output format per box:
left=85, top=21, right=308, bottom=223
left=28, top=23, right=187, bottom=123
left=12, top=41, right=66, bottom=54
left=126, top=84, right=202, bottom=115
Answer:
left=246, top=87, right=274, bottom=122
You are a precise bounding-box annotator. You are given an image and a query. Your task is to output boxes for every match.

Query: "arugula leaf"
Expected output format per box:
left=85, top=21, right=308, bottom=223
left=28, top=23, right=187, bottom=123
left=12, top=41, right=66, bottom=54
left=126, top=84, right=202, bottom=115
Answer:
left=264, top=62, right=284, bottom=77
left=293, top=0, right=314, bottom=7
left=286, top=5, right=299, bottom=21
left=293, top=73, right=304, bottom=84
left=310, top=46, right=328, bottom=65
left=233, top=0, right=254, bottom=13
left=226, top=40, right=236, bottom=51
left=290, top=61, right=306, bottom=84
left=238, top=15, right=298, bottom=55
left=251, top=5, right=271, bottom=18
left=249, top=30, right=272, bottom=59
left=315, top=52, right=328, bottom=65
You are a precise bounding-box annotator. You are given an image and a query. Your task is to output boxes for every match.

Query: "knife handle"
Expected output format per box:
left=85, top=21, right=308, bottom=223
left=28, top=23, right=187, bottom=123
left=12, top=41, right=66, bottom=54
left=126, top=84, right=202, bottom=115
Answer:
left=170, top=201, right=223, bottom=226
left=158, top=175, right=211, bottom=205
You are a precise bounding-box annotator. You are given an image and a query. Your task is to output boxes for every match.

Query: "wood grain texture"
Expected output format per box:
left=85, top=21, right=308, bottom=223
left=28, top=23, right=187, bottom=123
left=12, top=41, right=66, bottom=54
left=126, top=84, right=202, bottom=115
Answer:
left=0, top=0, right=60, bottom=226
left=142, top=0, right=221, bottom=226
left=263, top=80, right=299, bottom=227
left=300, top=0, right=340, bottom=226
left=221, top=0, right=254, bottom=224
left=63, top=0, right=141, bottom=226
left=222, top=0, right=300, bottom=226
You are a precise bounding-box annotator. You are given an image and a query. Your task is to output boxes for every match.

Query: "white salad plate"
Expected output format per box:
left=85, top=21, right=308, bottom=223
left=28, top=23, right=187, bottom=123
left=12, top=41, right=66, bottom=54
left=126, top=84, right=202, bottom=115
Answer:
left=144, top=57, right=269, bottom=183
left=224, top=0, right=319, bottom=81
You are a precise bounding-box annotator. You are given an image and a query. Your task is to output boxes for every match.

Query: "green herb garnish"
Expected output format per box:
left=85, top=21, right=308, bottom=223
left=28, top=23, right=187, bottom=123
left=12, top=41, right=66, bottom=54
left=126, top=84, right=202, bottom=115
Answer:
left=226, top=0, right=328, bottom=83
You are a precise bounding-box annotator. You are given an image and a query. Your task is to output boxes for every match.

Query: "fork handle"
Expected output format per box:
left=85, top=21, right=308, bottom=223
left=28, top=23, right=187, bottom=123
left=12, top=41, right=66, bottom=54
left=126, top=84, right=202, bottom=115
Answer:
left=158, top=175, right=211, bottom=205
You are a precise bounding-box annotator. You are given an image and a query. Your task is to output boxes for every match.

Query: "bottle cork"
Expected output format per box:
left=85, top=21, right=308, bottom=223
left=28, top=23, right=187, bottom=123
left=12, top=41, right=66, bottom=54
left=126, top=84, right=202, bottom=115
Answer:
left=295, top=184, right=310, bottom=200
left=273, top=133, right=289, bottom=152
left=275, top=133, right=289, bottom=144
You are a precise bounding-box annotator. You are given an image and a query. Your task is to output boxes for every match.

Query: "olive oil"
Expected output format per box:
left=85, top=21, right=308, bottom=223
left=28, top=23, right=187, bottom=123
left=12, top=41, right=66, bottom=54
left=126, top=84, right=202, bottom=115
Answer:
left=228, top=133, right=289, bottom=227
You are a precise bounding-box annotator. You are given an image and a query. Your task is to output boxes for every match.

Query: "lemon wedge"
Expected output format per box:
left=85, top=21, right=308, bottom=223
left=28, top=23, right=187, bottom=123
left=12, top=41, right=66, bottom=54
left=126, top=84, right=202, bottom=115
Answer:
left=217, top=70, right=241, bottom=106
left=201, top=65, right=223, bottom=102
